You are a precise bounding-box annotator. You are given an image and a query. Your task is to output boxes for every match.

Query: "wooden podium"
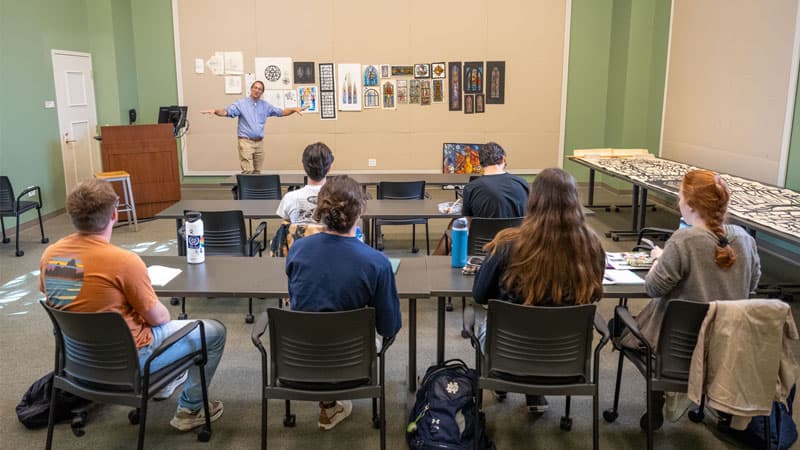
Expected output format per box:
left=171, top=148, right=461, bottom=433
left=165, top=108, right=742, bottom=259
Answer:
left=100, top=124, right=180, bottom=219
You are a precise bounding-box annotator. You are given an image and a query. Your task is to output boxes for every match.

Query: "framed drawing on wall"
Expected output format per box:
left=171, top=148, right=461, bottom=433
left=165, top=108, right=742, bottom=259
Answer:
left=463, top=61, right=483, bottom=93
left=431, top=62, right=446, bottom=79
left=294, top=61, right=315, bottom=84
left=338, top=63, right=362, bottom=111
left=448, top=62, right=462, bottom=111
left=486, top=61, right=505, bottom=104
left=432, top=79, right=444, bottom=103
left=475, top=94, right=485, bottom=113
left=414, top=63, right=431, bottom=78
left=464, top=94, right=474, bottom=114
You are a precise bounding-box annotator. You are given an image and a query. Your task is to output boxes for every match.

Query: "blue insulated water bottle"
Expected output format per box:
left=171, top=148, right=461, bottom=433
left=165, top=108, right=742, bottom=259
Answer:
left=451, top=217, right=468, bottom=268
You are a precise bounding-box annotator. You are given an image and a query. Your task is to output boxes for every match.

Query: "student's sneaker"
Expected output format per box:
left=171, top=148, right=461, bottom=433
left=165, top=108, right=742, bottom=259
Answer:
left=318, top=400, right=353, bottom=430
left=153, top=370, right=188, bottom=400
left=170, top=400, right=224, bottom=431
left=526, top=395, right=549, bottom=413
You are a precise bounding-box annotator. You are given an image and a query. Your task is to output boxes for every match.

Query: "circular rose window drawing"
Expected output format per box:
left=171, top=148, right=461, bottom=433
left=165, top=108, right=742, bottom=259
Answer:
left=265, top=65, right=281, bottom=82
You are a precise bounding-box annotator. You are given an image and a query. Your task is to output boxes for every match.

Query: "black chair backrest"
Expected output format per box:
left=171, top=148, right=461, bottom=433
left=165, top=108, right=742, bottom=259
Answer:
left=41, top=302, right=141, bottom=392
left=467, top=217, right=523, bottom=256
left=236, top=174, right=281, bottom=200
left=656, top=300, right=709, bottom=380
left=377, top=181, right=425, bottom=200
left=0, top=176, right=15, bottom=211
left=196, top=210, right=249, bottom=256
left=485, top=300, right=595, bottom=381
left=267, top=307, right=377, bottom=386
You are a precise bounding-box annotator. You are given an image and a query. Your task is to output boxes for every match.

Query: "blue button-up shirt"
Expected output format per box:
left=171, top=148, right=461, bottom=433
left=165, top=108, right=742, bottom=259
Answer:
left=225, top=97, right=283, bottom=139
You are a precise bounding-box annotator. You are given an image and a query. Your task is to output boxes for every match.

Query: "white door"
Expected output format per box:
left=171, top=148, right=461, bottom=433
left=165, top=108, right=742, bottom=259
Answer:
left=51, top=50, right=100, bottom=194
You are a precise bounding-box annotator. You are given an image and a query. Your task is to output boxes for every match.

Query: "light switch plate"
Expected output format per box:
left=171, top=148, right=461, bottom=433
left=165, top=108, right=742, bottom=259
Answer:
left=368, top=159, right=377, bottom=167
left=44, top=101, right=55, bottom=109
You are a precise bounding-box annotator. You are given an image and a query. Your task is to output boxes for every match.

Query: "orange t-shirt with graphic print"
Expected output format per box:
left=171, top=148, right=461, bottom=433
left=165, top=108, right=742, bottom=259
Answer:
left=40, top=233, right=159, bottom=349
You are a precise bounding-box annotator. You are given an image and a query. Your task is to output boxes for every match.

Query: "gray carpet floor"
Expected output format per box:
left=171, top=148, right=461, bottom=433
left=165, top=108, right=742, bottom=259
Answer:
left=1, top=184, right=798, bottom=449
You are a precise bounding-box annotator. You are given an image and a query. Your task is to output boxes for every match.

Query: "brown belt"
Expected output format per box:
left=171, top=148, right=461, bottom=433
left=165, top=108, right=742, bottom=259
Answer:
left=239, top=137, right=263, bottom=142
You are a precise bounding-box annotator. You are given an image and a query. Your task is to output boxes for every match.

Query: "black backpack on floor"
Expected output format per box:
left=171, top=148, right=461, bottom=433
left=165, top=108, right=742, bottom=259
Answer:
left=17, top=372, right=92, bottom=434
left=406, top=359, right=495, bottom=450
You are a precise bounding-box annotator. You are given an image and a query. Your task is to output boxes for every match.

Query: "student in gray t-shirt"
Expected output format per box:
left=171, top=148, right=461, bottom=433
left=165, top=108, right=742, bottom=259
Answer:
left=621, top=169, right=761, bottom=430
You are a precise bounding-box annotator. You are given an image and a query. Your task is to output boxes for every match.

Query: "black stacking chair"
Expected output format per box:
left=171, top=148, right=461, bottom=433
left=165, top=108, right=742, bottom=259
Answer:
left=0, top=176, right=48, bottom=256
left=235, top=174, right=282, bottom=237
left=375, top=181, right=430, bottom=254
left=251, top=307, right=395, bottom=450
left=465, top=300, right=609, bottom=450
left=41, top=302, right=212, bottom=450
left=604, top=300, right=709, bottom=450
left=176, top=210, right=266, bottom=323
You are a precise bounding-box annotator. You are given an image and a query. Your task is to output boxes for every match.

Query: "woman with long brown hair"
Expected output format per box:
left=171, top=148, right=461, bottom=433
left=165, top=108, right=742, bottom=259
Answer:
left=472, top=167, right=606, bottom=411
left=621, top=169, right=761, bottom=429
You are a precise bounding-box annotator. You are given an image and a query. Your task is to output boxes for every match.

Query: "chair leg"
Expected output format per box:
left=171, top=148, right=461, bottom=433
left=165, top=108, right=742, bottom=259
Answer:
left=0, top=216, right=8, bottom=243
left=45, top=385, right=59, bottom=450
left=179, top=297, right=188, bottom=320
left=137, top=399, right=148, bottom=450
left=411, top=224, right=418, bottom=253
left=560, top=396, right=573, bottom=431
left=603, top=350, right=625, bottom=422
left=460, top=297, right=469, bottom=338
left=197, top=359, right=213, bottom=441
left=379, top=393, right=386, bottom=450
left=372, top=398, right=379, bottom=429
left=246, top=298, right=255, bottom=324
left=37, top=206, right=49, bottom=243
left=593, top=391, right=600, bottom=450
left=262, top=396, right=268, bottom=450
left=446, top=297, right=454, bottom=312
left=646, top=379, right=653, bottom=450
left=15, top=212, right=23, bottom=256
left=283, top=400, right=296, bottom=427
left=474, top=387, right=483, bottom=450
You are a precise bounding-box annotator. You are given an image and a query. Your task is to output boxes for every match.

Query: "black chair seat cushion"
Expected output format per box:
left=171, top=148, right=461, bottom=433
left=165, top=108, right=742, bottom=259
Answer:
left=1, top=200, right=37, bottom=217
left=374, top=218, right=427, bottom=225
left=277, top=377, right=371, bottom=391
left=488, top=369, right=586, bottom=386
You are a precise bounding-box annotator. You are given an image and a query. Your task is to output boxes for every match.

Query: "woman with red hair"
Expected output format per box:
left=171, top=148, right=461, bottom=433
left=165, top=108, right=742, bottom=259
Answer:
left=622, top=169, right=761, bottom=428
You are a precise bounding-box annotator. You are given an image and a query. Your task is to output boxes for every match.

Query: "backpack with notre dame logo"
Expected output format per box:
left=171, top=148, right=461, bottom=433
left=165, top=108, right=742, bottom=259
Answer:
left=406, top=359, right=494, bottom=450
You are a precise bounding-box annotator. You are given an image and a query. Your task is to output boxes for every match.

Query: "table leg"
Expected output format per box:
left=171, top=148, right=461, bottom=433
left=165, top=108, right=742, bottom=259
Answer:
left=631, top=184, right=640, bottom=231
left=437, top=296, right=445, bottom=364
left=588, top=169, right=596, bottom=206
left=408, top=298, right=417, bottom=392
left=639, top=188, right=648, bottom=230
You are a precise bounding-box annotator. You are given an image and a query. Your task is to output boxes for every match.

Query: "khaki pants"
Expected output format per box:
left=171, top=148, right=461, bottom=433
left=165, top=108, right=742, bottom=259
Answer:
left=238, top=138, right=264, bottom=174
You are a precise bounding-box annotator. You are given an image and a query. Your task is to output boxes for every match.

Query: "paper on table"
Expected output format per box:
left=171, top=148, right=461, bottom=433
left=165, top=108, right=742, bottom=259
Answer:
left=606, top=252, right=653, bottom=270
left=147, top=265, right=182, bottom=286
left=603, top=269, right=645, bottom=285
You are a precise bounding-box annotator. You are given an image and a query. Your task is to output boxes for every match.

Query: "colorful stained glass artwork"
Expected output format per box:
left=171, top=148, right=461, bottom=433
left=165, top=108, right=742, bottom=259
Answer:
left=443, top=143, right=483, bottom=174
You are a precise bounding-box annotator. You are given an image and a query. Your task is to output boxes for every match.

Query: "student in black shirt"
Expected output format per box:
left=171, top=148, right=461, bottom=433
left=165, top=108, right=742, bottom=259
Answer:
left=462, top=142, right=529, bottom=218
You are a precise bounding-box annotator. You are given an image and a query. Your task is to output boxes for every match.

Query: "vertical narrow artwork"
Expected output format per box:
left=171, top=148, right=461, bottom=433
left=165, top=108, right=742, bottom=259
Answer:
left=397, top=80, right=409, bottom=104
left=409, top=80, right=421, bottom=104
left=255, top=57, right=293, bottom=90
left=475, top=94, right=485, bottom=113
left=297, top=86, right=318, bottom=113
left=381, top=80, right=397, bottom=110
left=380, top=64, right=390, bottom=78
left=420, top=80, right=432, bottom=105
left=464, top=94, right=474, bottom=114
left=363, top=65, right=379, bottom=87
left=338, top=63, right=362, bottom=111
left=463, top=61, right=483, bottom=93
left=486, top=61, right=505, bottom=104
left=448, top=62, right=462, bottom=111
left=364, top=87, right=380, bottom=109
left=432, top=80, right=444, bottom=103
left=293, top=62, right=315, bottom=84
left=318, top=63, right=337, bottom=120
left=442, top=143, right=482, bottom=174
left=431, top=62, right=446, bottom=79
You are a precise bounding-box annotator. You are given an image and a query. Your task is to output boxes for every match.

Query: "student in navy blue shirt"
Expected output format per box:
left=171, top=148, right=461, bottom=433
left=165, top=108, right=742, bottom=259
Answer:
left=286, top=175, right=401, bottom=430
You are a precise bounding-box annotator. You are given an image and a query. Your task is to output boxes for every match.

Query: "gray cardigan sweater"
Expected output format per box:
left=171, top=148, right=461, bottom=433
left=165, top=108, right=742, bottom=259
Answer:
left=622, top=224, right=761, bottom=349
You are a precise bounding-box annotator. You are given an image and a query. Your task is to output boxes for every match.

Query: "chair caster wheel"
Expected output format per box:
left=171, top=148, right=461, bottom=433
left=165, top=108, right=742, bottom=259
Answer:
left=461, top=329, right=470, bottom=339
left=2, top=237, right=9, bottom=243
left=283, top=414, right=296, bottom=427
left=411, top=248, right=420, bottom=254
left=560, top=417, right=573, bottom=431
left=612, top=236, right=620, bottom=242
left=197, top=428, right=212, bottom=442
left=16, top=249, right=24, bottom=257
left=178, top=313, right=187, bottom=320
left=245, top=314, right=254, bottom=324
left=602, top=410, right=618, bottom=423
left=42, top=237, right=50, bottom=243
left=170, top=297, right=180, bottom=305
left=688, top=409, right=705, bottom=423
left=445, top=303, right=454, bottom=312
left=372, top=417, right=381, bottom=429
left=128, top=410, right=140, bottom=425
left=614, top=207, right=621, bottom=212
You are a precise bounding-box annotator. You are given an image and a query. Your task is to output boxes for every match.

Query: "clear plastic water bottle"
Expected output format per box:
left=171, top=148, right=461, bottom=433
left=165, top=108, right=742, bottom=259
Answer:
left=185, top=211, right=205, bottom=264
left=355, top=226, right=364, bottom=243
left=451, top=217, right=468, bottom=268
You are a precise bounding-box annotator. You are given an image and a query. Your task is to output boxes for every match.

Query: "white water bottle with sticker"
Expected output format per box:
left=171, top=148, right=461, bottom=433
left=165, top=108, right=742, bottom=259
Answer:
left=185, top=211, right=205, bottom=264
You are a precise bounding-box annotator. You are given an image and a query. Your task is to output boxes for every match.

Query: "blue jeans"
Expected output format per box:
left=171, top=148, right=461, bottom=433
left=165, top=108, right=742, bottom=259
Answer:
left=137, top=320, right=226, bottom=411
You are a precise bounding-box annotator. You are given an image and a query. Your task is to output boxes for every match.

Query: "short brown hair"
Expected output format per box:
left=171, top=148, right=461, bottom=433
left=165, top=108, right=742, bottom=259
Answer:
left=479, top=142, right=506, bottom=167
left=302, top=142, right=334, bottom=181
left=313, top=176, right=366, bottom=233
left=66, top=179, right=118, bottom=233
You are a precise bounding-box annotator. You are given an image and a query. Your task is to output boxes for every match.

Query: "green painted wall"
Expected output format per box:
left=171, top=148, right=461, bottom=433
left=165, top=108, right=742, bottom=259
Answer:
left=563, top=0, right=670, bottom=189
left=131, top=0, right=178, bottom=124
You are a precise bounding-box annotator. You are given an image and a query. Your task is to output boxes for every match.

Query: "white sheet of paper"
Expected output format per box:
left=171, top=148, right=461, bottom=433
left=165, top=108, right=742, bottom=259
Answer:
left=225, top=76, right=242, bottom=94
left=224, top=51, right=243, bottom=74
left=255, top=57, right=293, bottom=90
left=207, top=53, right=224, bottom=75
left=262, top=90, right=283, bottom=108
left=147, top=265, right=182, bottom=287
left=282, top=89, right=298, bottom=108
left=603, top=269, right=645, bottom=285
left=195, top=58, right=205, bottom=74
